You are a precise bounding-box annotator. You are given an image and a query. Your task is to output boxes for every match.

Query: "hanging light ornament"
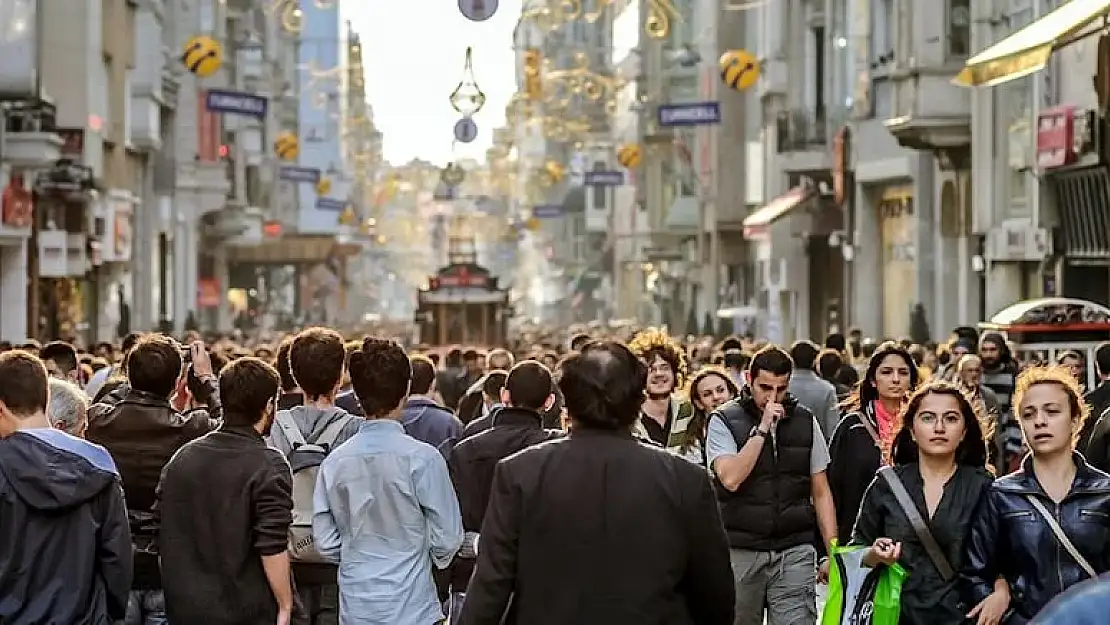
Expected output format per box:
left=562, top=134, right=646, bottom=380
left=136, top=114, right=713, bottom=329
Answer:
left=263, top=0, right=303, bottom=33
left=449, top=47, right=487, bottom=117
left=644, top=0, right=681, bottom=39
left=181, top=35, right=222, bottom=78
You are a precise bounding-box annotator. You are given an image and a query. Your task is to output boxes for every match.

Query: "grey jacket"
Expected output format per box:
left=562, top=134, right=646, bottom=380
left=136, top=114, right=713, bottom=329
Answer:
left=788, top=369, right=840, bottom=440
left=265, top=404, right=361, bottom=456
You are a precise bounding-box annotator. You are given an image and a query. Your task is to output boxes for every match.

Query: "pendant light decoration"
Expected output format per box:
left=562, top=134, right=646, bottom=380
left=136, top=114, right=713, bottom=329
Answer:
left=616, top=144, right=642, bottom=169
left=274, top=131, right=299, bottom=161
left=644, top=0, right=680, bottom=39
left=719, top=49, right=761, bottom=91
left=449, top=47, right=487, bottom=117
left=458, top=0, right=499, bottom=22
left=315, top=177, right=332, bottom=196
left=442, top=162, right=466, bottom=187
left=181, top=35, right=223, bottom=78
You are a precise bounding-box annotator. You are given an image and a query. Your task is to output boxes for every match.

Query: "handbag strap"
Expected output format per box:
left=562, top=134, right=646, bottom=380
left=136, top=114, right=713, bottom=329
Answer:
left=1025, top=495, right=1097, bottom=579
left=878, top=467, right=956, bottom=581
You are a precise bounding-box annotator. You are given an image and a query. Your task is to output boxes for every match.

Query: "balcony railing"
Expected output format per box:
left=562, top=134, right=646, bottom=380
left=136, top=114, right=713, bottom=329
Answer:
left=775, top=109, right=827, bottom=153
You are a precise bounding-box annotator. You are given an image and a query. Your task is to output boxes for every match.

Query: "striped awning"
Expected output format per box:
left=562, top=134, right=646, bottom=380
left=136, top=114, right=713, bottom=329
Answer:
left=1049, top=165, right=1110, bottom=259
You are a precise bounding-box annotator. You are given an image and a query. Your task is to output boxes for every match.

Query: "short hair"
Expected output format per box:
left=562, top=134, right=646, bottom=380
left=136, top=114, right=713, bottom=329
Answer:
left=0, top=351, right=49, bottom=415
left=749, top=345, right=793, bottom=379
left=481, top=370, right=509, bottom=399
left=558, top=340, right=646, bottom=430
left=569, top=332, right=591, bottom=351
left=463, top=349, right=480, bottom=361
left=348, top=337, right=412, bottom=418
left=789, top=340, right=820, bottom=371
left=410, top=355, right=436, bottom=395
left=816, top=349, right=844, bottom=380
left=504, top=361, right=553, bottom=411
left=40, top=341, right=79, bottom=374
left=219, top=358, right=281, bottom=427
left=125, top=334, right=183, bottom=399
left=47, top=378, right=88, bottom=435
left=289, top=327, right=346, bottom=399
left=487, top=348, right=514, bottom=370
left=121, top=332, right=143, bottom=354
left=1097, top=342, right=1110, bottom=377
left=825, top=333, right=847, bottom=353
left=275, top=337, right=297, bottom=392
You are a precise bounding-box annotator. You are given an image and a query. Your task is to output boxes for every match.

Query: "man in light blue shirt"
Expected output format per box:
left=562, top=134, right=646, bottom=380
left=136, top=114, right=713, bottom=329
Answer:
left=313, top=338, right=463, bottom=625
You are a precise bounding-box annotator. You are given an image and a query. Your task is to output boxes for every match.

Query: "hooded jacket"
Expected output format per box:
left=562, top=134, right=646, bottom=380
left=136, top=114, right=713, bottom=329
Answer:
left=0, top=429, right=132, bottom=624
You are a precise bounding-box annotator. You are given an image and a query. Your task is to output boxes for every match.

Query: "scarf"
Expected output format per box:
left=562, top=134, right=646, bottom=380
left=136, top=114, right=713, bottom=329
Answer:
left=872, top=399, right=899, bottom=464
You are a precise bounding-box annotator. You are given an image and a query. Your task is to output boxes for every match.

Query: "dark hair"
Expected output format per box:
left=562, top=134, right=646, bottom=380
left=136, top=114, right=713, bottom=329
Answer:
left=748, top=345, right=793, bottom=379
left=219, top=358, right=281, bottom=427
left=720, top=336, right=744, bottom=352
left=0, top=351, right=49, bottom=415
left=275, top=337, right=296, bottom=391
left=569, top=332, right=591, bottom=352
left=558, top=340, right=646, bottom=430
left=428, top=352, right=441, bottom=367
left=19, top=339, right=40, bottom=352
left=891, top=381, right=989, bottom=468
left=121, top=332, right=143, bottom=354
left=290, top=327, right=346, bottom=399
left=1096, top=342, right=1110, bottom=377
left=348, top=337, right=411, bottom=418
left=841, top=342, right=919, bottom=413
left=505, top=361, right=553, bottom=411
left=817, top=348, right=844, bottom=380
left=860, top=339, right=878, bottom=359
left=481, top=370, right=509, bottom=399
left=410, top=354, right=436, bottom=395
left=825, top=333, right=847, bottom=353
left=463, top=349, right=480, bottom=361
left=126, top=334, right=183, bottom=399
left=789, top=340, right=820, bottom=371
left=684, top=368, right=739, bottom=452
left=445, top=347, right=463, bottom=368
left=40, top=341, right=79, bottom=374
left=835, top=363, right=859, bottom=388
left=723, top=348, right=750, bottom=370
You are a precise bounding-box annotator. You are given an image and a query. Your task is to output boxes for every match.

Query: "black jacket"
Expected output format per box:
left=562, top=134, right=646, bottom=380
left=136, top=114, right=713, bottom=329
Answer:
left=1084, top=410, right=1110, bottom=473
left=827, top=406, right=884, bottom=543
left=447, top=407, right=564, bottom=590
left=1081, top=381, right=1110, bottom=455
left=962, top=453, right=1110, bottom=623
left=458, top=428, right=734, bottom=625
left=0, top=430, right=132, bottom=624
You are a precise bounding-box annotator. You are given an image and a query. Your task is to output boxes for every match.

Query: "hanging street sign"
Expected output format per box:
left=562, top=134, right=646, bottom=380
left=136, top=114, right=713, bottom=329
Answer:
left=454, top=116, right=478, bottom=143
left=584, top=170, right=624, bottom=186
left=458, top=0, right=498, bottom=22
left=532, top=204, right=563, bottom=219
left=657, top=101, right=721, bottom=127
left=205, top=88, right=269, bottom=120
left=279, top=166, right=321, bottom=183
left=316, top=198, right=346, bottom=211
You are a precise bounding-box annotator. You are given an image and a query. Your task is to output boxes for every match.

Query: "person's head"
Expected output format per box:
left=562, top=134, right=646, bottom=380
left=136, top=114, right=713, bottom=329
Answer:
left=825, top=333, right=847, bottom=354
left=628, top=328, right=687, bottom=399
left=1056, top=349, right=1085, bottom=383
left=844, top=342, right=918, bottom=411
left=957, top=354, right=984, bottom=387
left=723, top=348, right=749, bottom=373
left=40, top=341, right=80, bottom=383
left=558, top=340, right=646, bottom=430
left=482, top=370, right=509, bottom=406
left=19, top=339, right=40, bottom=356
left=289, top=327, right=347, bottom=401
left=746, top=346, right=794, bottom=410
left=540, top=350, right=559, bottom=370
left=891, top=381, right=988, bottom=467
left=1096, top=342, right=1110, bottom=379
left=859, top=338, right=877, bottom=360
left=445, top=346, right=463, bottom=369
left=348, top=337, right=412, bottom=419
left=275, top=336, right=297, bottom=392
left=978, top=332, right=1010, bottom=368
left=126, top=334, right=183, bottom=399
left=569, top=332, right=591, bottom=352
left=688, top=367, right=738, bottom=414
left=501, top=361, right=555, bottom=412
left=488, top=348, right=514, bottom=372
left=789, top=340, right=820, bottom=372
left=1013, top=365, right=1089, bottom=458
left=183, top=350, right=228, bottom=407
left=463, top=349, right=482, bottom=374
left=0, top=351, right=49, bottom=437
left=816, top=348, right=844, bottom=381
left=47, top=378, right=89, bottom=438
left=410, top=354, right=437, bottom=396
left=120, top=332, right=142, bottom=360
left=218, top=357, right=281, bottom=435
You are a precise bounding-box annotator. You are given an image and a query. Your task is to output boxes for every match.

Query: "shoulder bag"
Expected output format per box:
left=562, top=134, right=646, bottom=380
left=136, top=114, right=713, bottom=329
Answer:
left=878, top=467, right=955, bottom=581
left=1025, top=495, right=1097, bottom=578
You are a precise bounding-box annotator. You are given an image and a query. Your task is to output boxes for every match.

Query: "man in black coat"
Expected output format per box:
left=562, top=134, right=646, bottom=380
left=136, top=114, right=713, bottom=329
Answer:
left=459, top=340, right=734, bottom=625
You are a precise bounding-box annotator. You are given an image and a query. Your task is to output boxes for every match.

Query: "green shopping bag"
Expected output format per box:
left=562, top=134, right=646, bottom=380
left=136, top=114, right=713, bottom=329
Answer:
left=821, top=540, right=906, bottom=625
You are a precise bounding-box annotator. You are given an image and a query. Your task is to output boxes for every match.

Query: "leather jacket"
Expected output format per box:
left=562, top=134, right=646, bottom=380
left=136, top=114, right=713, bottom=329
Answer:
left=962, top=453, right=1110, bottom=623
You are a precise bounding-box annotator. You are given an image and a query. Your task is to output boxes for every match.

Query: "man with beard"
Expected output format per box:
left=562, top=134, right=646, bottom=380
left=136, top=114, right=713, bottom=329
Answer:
left=628, top=329, right=694, bottom=454
left=979, top=332, right=1022, bottom=473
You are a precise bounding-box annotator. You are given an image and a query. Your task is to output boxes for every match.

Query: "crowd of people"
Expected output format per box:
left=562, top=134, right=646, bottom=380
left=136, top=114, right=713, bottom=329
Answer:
left=1, top=324, right=1109, bottom=624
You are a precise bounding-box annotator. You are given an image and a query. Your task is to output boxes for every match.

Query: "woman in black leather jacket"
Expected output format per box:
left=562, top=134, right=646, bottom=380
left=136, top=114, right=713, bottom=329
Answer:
left=851, top=381, right=999, bottom=625
left=963, top=365, right=1110, bottom=623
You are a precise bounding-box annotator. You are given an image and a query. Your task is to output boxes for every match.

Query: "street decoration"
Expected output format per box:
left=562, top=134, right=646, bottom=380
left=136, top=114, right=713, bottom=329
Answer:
left=720, top=49, right=760, bottom=91
left=645, top=0, right=681, bottom=38
left=442, top=163, right=466, bottom=187
left=315, top=177, right=332, bottom=196
left=454, top=117, right=479, bottom=143
left=274, top=132, right=299, bottom=161
left=449, top=47, right=487, bottom=116
left=181, top=35, right=222, bottom=78
left=539, top=161, right=566, bottom=186
left=617, top=144, right=642, bottom=169
left=458, top=0, right=499, bottom=22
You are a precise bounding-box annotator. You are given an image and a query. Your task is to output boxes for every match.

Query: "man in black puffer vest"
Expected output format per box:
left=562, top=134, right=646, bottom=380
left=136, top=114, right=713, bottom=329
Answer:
left=705, top=346, right=838, bottom=625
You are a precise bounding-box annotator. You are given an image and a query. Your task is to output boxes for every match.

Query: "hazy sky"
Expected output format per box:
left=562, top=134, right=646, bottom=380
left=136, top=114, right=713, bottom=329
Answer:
left=342, top=0, right=523, bottom=166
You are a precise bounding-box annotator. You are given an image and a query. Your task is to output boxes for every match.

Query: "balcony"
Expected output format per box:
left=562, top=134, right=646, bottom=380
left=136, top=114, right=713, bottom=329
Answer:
left=4, top=131, right=63, bottom=167
left=775, top=109, right=830, bottom=173
left=883, top=67, right=971, bottom=151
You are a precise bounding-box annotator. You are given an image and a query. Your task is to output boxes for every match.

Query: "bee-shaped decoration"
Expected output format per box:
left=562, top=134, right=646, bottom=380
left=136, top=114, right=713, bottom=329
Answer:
left=316, top=177, right=332, bottom=196
left=540, top=161, right=565, bottom=186
left=616, top=144, right=641, bottom=169
left=181, top=35, right=223, bottom=78
left=719, top=49, right=760, bottom=91
left=274, top=132, right=298, bottom=161
left=338, top=206, right=357, bottom=226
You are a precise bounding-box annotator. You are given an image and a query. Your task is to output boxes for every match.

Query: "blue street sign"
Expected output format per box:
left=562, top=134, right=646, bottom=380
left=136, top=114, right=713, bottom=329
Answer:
left=279, top=166, right=320, bottom=183
left=532, top=204, right=563, bottom=219
left=584, top=170, right=624, bottom=186
left=657, top=101, right=721, bottom=127
left=316, top=198, right=345, bottom=211
left=205, top=89, right=269, bottom=119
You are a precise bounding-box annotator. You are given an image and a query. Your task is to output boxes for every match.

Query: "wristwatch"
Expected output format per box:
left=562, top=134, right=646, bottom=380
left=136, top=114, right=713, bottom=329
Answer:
left=749, top=426, right=770, bottom=439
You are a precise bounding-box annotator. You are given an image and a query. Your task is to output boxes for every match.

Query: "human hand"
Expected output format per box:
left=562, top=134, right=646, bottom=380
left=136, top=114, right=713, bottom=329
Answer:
left=191, top=341, right=214, bottom=377
left=761, top=401, right=784, bottom=430
left=967, top=584, right=1010, bottom=625
left=867, top=538, right=901, bottom=566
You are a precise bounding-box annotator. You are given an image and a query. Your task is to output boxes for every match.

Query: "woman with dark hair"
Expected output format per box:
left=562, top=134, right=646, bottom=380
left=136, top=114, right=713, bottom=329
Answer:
left=850, top=382, right=1001, bottom=625
left=827, top=341, right=919, bottom=543
left=681, top=367, right=739, bottom=466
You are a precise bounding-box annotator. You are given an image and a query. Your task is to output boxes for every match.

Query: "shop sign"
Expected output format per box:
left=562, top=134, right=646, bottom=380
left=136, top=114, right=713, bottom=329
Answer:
left=1035, top=105, right=1076, bottom=169
left=430, top=265, right=489, bottom=289
left=1, top=172, right=32, bottom=228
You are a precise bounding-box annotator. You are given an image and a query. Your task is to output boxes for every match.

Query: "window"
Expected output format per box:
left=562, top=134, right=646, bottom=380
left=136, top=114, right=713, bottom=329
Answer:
left=812, top=26, right=826, bottom=119
left=1002, top=76, right=1031, bottom=212
left=947, top=0, right=971, bottom=58
left=198, top=0, right=214, bottom=34
left=870, top=0, right=895, bottom=69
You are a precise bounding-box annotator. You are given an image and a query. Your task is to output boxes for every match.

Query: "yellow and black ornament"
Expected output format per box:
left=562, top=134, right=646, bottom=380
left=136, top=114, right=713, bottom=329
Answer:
left=274, top=132, right=298, bottom=161
left=616, top=144, right=641, bottom=169
left=719, top=49, right=760, bottom=92
left=182, top=35, right=223, bottom=78
left=315, top=177, right=332, bottom=196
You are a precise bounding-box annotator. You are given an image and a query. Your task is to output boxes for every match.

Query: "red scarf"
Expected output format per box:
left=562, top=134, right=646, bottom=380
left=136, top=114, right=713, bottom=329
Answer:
left=873, top=400, right=899, bottom=464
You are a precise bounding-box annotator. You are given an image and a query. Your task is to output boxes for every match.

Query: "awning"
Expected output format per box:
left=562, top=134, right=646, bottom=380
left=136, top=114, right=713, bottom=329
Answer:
left=665, top=195, right=699, bottom=230
left=954, top=0, right=1110, bottom=87
left=226, top=235, right=361, bottom=264
left=742, top=186, right=813, bottom=241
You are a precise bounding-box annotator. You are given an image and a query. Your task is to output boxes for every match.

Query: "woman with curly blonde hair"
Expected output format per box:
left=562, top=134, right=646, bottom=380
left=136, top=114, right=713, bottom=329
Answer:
left=627, top=328, right=696, bottom=459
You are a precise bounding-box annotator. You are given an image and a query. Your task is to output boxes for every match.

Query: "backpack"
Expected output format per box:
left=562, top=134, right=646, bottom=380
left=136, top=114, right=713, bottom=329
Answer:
left=274, top=412, right=352, bottom=564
